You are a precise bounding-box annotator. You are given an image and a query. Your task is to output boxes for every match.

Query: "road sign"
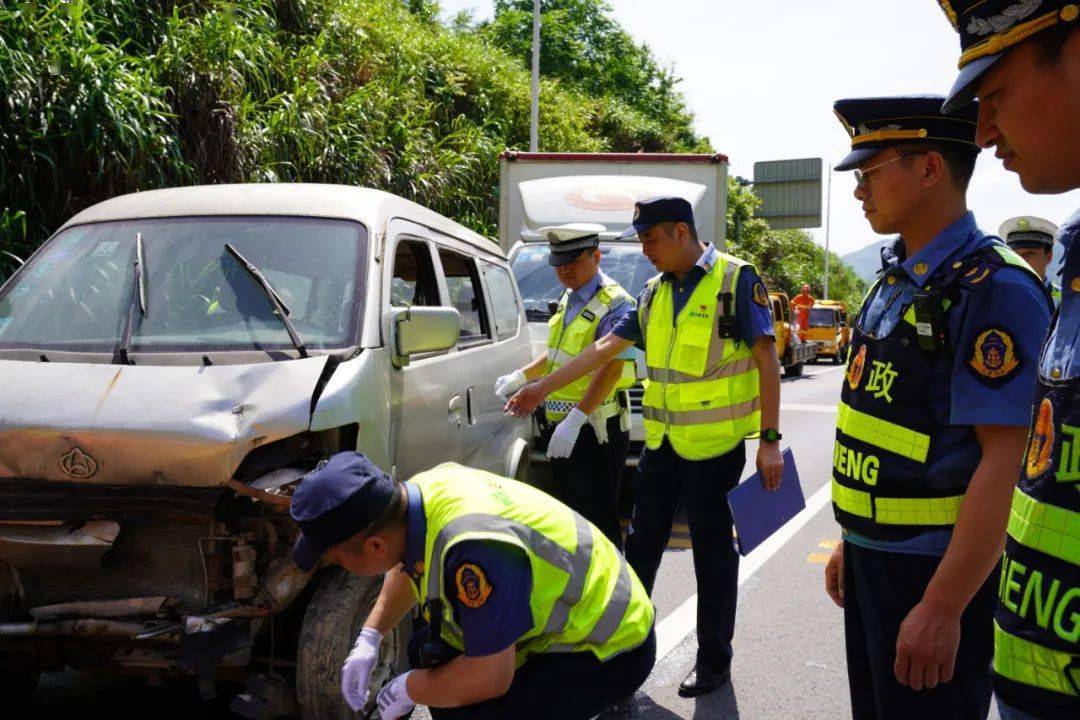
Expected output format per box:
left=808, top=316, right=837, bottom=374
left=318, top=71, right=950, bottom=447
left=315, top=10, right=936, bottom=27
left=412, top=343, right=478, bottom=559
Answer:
left=752, top=158, right=823, bottom=229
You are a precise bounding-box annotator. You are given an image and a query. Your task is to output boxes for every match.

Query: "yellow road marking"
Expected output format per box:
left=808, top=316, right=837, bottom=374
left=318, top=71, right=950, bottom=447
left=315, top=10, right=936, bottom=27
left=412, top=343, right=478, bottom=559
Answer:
left=806, top=553, right=831, bottom=564
left=672, top=523, right=690, bottom=533
left=668, top=537, right=693, bottom=549
left=819, top=540, right=840, bottom=549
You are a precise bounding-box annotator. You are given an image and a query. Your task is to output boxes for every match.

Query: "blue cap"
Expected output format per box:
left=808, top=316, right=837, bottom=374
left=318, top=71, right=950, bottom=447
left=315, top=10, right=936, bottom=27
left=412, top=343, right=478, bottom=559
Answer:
left=832, top=95, right=979, bottom=171
left=290, top=451, right=397, bottom=571
left=618, top=196, right=695, bottom=239
left=936, top=1, right=1080, bottom=113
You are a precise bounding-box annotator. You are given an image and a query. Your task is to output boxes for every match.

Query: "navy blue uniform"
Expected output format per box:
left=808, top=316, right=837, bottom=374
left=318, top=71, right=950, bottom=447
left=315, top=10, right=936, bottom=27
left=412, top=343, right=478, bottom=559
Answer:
left=840, top=214, right=1051, bottom=720
left=609, top=243, right=774, bottom=675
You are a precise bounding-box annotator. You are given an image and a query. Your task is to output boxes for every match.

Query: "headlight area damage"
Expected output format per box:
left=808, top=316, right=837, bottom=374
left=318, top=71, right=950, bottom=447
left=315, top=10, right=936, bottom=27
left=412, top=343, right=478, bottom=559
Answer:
left=0, top=354, right=401, bottom=717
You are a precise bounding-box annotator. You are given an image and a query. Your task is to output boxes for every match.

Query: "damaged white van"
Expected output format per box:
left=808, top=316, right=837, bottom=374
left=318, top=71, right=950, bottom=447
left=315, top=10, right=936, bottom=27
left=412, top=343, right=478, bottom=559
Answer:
left=0, top=184, right=533, bottom=718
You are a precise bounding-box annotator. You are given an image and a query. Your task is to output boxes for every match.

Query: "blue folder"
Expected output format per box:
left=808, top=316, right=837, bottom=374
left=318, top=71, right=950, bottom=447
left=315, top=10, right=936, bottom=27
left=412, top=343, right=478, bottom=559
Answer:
left=727, top=448, right=805, bottom=556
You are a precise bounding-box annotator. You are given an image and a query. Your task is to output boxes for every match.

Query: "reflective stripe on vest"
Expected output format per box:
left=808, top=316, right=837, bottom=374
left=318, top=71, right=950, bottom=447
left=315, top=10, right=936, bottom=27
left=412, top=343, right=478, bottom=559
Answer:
left=642, top=397, right=760, bottom=426
left=994, top=622, right=1080, bottom=697
left=411, top=464, right=654, bottom=662
left=1008, top=486, right=1080, bottom=567
left=545, top=280, right=635, bottom=423
left=831, top=479, right=964, bottom=526
left=639, top=253, right=760, bottom=460
left=836, top=401, right=931, bottom=463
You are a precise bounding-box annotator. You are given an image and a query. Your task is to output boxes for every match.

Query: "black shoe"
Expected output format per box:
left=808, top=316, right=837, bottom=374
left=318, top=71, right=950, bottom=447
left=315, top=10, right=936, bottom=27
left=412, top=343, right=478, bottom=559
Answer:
left=678, top=662, right=730, bottom=697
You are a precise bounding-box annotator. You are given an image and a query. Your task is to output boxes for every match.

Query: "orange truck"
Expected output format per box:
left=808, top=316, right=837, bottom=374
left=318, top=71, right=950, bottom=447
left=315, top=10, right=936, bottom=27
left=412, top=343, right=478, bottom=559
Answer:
left=768, top=292, right=817, bottom=377
left=805, top=299, right=851, bottom=364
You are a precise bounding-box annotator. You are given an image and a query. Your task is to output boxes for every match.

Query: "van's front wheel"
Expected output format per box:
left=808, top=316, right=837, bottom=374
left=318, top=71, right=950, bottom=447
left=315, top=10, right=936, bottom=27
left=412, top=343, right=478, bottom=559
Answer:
left=295, top=569, right=410, bottom=720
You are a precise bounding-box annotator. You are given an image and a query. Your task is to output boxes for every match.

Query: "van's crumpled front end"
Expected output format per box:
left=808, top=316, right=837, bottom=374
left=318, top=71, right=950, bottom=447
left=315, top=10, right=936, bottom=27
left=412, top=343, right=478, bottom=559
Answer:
left=0, top=351, right=392, bottom=705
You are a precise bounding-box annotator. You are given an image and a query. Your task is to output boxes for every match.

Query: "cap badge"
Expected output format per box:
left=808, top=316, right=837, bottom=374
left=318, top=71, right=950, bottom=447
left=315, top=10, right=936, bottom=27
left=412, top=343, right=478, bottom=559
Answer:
left=1017, top=218, right=1031, bottom=230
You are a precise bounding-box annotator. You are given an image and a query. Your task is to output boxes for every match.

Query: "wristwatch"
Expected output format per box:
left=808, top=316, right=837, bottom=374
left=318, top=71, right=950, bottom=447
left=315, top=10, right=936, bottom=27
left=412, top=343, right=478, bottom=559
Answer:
left=760, top=428, right=782, bottom=443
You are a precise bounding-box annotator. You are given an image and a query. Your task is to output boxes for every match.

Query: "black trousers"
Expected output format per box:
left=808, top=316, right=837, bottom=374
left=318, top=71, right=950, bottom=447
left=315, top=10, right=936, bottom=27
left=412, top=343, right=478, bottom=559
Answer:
left=547, top=414, right=629, bottom=551
left=624, top=439, right=745, bottom=670
left=410, top=628, right=656, bottom=720
left=844, top=542, right=997, bottom=720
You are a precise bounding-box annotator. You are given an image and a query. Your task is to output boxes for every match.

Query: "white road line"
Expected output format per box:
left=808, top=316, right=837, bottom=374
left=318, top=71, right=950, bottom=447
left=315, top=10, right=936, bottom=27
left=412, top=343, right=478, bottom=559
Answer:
left=653, top=481, right=833, bottom=660
left=781, top=403, right=839, bottom=414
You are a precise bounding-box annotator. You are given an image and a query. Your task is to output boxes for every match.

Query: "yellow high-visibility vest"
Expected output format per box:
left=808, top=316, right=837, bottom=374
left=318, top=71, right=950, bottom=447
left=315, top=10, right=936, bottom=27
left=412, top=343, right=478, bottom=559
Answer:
left=408, top=463, right=655, bottom=664
left=639, top=253, right=760, bottom=461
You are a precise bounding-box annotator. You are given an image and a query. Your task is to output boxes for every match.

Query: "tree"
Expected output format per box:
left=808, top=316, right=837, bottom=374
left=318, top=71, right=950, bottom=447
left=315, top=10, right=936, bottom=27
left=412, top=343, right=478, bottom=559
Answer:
left=483, top=0, right=707, bottom=152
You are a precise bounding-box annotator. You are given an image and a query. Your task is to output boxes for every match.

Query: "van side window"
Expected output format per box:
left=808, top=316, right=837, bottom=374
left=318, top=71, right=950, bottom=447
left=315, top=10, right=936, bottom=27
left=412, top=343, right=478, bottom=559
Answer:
left=438, top=249, right=490, bottom=342
left=481, top=261, right=521, bottom=340
left=391, top=240, right=439, bottom=307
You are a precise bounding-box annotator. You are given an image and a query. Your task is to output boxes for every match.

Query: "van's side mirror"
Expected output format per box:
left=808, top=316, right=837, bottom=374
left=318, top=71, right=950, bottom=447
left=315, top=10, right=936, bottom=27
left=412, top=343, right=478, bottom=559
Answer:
left=393, top=306, right=460, bottom=367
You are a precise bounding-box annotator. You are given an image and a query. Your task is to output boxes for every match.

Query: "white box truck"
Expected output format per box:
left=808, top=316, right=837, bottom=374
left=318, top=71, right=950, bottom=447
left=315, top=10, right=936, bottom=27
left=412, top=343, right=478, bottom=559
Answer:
left=499, top=151, right=729, bottom=467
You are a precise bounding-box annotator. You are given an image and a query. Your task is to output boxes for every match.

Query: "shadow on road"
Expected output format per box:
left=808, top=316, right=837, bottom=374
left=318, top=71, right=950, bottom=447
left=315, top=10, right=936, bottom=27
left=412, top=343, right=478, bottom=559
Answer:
left=595, top=686, right=741, bottom=720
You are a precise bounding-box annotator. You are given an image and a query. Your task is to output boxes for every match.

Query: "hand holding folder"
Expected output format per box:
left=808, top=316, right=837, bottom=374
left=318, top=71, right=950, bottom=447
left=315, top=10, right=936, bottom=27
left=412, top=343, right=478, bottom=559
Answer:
left=727, top=448, right=805, bottom=556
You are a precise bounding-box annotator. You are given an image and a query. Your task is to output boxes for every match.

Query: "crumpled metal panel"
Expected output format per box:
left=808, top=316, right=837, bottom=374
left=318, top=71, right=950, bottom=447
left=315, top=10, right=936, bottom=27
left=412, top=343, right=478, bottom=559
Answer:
left=309, top=352, right=392, bottom=470
left=0, top=356, right=331, bottom=487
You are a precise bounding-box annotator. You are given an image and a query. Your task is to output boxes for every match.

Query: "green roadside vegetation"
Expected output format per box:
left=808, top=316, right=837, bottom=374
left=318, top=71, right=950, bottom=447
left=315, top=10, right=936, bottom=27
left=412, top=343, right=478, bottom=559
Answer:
left=0, top=0, right=864, bottom=309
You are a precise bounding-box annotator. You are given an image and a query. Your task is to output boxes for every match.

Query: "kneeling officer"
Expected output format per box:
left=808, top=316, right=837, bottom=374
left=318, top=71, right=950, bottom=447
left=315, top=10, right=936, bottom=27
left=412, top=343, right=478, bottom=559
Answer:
left=290, top=452, right=656, bottom=720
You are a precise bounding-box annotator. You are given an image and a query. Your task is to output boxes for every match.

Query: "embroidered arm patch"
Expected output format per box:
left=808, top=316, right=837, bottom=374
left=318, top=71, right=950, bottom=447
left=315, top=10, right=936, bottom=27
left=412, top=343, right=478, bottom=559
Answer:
left=752, top=282, right=770, bottom=307
left=968, top=327, right=1021, bottom=385
left=455, top=563, right=493, bottom=609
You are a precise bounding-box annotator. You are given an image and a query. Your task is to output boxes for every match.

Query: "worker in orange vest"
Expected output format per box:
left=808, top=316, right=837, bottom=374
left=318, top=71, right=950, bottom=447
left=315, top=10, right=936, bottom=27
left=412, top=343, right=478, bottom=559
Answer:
left=791, top=284, right=815, bottom=341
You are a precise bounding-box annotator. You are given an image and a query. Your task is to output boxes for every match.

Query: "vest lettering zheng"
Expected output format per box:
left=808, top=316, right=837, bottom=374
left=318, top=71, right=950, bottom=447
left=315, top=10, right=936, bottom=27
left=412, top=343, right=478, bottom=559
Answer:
left=999, top=552, right=1080, bottom=644
left=833, top=440, right=880, bottom=487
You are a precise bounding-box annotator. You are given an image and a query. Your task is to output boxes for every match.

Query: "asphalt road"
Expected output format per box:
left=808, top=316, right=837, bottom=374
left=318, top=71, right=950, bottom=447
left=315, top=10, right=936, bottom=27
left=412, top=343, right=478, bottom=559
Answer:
left=23, top=362, right=1002, bottom=719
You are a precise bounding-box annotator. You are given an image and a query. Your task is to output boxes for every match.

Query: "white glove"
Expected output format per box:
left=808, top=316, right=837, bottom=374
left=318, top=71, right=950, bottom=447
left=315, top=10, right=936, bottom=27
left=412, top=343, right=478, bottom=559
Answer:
left=494, top=370, right=527, bottom=402
left=376, top=671, right=416, bottom=720
left=340, top=626, right=383, bottom=712
left=547, top=407, right=588, bottom=459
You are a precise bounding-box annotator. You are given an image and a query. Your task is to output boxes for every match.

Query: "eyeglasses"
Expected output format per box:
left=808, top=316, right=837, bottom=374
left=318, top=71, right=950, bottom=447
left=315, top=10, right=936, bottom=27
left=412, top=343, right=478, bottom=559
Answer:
left=853, top=152, right=928, bottom=188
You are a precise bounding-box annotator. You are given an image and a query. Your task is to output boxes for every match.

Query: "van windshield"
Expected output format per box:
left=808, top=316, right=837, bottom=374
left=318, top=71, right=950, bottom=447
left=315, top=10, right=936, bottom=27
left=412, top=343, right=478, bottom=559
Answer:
left=511, top=242, right=656, bottom=321
left=0, top=216, right=366, bottom=355
left=809, top=307, right=838, bottom=328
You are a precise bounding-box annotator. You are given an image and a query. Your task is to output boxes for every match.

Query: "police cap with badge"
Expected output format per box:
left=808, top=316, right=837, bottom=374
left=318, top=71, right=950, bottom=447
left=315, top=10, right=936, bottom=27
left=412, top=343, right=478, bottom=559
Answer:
left=832, top=94, right=980, bottom=172
left=999, top=216, right=1058, bottom=252
left=543, top=223, right=605, bottom=266
left=618, top=196, right=695, bottom=239
left=290, top=451, right=397, bottom=571
left=937, top=0, right=1080, bottom=112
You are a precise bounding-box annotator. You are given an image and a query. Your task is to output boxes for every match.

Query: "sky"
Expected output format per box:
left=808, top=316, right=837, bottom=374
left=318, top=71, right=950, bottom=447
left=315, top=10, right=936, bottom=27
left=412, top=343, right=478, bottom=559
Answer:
left=439, top=0, right=1080, bottom=258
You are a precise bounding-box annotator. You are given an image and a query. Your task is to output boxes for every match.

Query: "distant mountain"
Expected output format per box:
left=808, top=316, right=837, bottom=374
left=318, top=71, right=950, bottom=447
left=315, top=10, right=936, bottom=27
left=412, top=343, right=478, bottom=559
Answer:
left=842, top=240, right=888, bottom=283
left=843, top=236, right=1065, bottom=286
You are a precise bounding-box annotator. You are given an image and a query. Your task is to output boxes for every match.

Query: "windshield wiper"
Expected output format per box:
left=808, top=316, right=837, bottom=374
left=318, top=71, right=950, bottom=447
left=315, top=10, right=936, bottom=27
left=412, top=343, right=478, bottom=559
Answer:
left=116, top=232, right=147, bottom=365
left=224, top=243, right=309, bottom=358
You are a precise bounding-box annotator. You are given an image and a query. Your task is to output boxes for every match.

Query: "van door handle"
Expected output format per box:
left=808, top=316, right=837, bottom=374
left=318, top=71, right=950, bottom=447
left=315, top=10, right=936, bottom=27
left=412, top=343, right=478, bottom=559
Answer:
left=466, top=387, right=477, bottom=426
left=448, top=395, right=463, bottom=429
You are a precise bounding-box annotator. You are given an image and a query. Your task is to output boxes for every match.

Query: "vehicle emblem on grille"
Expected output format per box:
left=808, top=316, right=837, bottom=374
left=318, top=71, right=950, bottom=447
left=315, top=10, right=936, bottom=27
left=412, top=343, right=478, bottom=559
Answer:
left=60, top=448, right=98, bottom=479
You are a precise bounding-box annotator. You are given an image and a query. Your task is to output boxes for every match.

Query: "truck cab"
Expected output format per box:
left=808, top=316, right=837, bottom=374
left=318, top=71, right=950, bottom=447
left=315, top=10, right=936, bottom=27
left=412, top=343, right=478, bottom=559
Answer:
left=806, top=300, right=850, bottom=364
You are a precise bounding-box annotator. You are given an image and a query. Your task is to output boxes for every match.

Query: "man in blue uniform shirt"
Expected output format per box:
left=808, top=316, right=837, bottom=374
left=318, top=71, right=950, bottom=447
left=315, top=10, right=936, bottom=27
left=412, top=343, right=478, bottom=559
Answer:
left=291, top=452, right=656, bottom=720
left=933, top=3, right=1080, bottom=718
left=506, top=196, right=784, bottom=697
left=822, top=95, right=1053, bottom=720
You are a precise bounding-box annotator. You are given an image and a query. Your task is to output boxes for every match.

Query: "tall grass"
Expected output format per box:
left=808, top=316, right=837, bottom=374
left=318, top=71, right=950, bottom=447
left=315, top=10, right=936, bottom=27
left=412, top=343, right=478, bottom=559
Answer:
left=0, top=0, right=708, bottom=257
